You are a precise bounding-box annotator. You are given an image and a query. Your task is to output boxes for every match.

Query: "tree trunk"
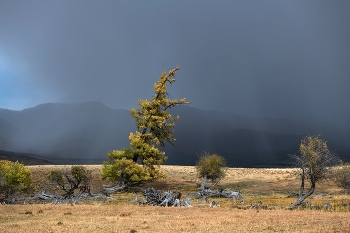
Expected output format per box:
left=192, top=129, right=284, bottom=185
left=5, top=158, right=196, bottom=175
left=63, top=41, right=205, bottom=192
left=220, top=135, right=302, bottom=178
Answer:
left=289, top=183, right=315, bottom=209
left=298, top=170, right=305, bottom=198
left=132, top=154, right=138, bottom=163
left=200, top=174, right=208, bottom=191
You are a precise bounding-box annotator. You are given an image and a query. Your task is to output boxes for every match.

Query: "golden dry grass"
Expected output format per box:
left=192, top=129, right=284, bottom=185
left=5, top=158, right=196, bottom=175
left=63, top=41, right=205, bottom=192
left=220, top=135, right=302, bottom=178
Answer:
left=0, top=165, right=349, bottom=233
left=1, top=204, right=349, bottom=233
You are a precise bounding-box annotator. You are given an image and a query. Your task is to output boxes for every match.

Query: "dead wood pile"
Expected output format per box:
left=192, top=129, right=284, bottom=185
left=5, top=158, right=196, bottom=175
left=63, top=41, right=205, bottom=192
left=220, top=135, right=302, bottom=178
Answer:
left=195, top=187, right=243, bottom=204
left=131, top=187, right=192, bottom=207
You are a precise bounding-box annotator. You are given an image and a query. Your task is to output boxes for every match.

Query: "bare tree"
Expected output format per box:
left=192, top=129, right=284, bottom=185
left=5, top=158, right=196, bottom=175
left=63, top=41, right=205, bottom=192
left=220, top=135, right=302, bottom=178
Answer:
left=289, top=135, right=339, bottom=209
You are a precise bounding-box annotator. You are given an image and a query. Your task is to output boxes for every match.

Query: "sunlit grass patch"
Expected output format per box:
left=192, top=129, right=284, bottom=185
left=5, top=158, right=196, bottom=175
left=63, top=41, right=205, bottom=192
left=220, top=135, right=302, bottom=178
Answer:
left=8, top=164, right=347, bottom=233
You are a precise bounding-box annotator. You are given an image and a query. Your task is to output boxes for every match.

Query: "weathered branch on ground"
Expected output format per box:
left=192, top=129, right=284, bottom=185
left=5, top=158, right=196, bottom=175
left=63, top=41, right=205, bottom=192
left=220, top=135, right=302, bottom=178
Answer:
left=101, top=184, right=127, bottom=196
left=130, top=187, right=192, bottom=207
left=195, top=187, right=243, bottom=204
left=33, top=189, right=113, bottom=205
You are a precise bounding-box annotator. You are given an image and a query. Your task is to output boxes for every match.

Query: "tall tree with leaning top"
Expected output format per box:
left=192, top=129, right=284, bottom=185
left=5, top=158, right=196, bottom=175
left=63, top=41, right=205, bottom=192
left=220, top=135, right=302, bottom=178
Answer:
left=102, top=67, right=190, bottom=186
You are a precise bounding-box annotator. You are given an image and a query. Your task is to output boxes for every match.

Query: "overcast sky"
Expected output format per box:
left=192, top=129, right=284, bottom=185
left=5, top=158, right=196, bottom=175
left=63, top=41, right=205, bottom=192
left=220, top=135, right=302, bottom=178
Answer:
left=0, top=1, right=349, bottom=127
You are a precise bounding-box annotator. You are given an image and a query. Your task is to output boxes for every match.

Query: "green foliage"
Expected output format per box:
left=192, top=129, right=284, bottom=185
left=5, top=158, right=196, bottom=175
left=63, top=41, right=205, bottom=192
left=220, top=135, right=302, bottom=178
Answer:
left=102, top=150, right=152, bottom=185
left=0, top=160, right=32, bottom=198
left=298, top=135, right=337, bottom=183
left=48, top=165, right=89, bottom=196
left=334, top=163, right=350, bottom=194
left=196, top=152, right=226, bottom=183
left=48, top=170, right=64, bottom=187
left=71, top=165, right=88, bottom=182
left=102, top=67, right=190, bottom=185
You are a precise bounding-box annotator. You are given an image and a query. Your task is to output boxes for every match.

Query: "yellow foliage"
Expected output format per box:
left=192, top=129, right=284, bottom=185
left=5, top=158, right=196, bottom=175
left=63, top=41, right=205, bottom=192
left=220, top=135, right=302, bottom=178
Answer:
left=299, top=135, right=331, bottom=168
left=196, top=153, right=226, bottom=182
left=0, top=160, right=32, bottom=197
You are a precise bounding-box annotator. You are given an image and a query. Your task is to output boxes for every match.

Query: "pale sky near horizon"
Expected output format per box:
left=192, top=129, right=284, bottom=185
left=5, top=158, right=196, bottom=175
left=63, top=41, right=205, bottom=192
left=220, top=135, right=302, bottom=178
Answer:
left=1, top=1, right=350, bottom=127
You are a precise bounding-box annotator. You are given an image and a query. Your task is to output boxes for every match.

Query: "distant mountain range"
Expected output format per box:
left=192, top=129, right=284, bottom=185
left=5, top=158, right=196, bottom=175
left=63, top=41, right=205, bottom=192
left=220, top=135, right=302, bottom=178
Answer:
left=0, top=150, right=52, bottom=165
left=0, top=101, right=349, bottom=167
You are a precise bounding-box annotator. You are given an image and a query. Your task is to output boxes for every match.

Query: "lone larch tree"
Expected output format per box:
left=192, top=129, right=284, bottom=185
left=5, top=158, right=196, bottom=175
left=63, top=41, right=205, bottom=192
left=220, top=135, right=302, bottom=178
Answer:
left=102, top=67, right=190, bottom=186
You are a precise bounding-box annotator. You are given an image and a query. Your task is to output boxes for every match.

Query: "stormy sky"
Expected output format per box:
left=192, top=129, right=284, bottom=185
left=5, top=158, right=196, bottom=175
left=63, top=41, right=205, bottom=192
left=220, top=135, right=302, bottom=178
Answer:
left=0, top=1, right=349, bottom=127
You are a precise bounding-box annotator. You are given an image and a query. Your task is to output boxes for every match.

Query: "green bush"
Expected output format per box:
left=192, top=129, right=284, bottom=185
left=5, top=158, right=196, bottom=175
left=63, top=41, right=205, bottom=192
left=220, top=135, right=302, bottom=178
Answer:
left=102, top=149, right=152, bottom=185
left=48, top=165, right=89, bottom=197
left=0, top=160, right=32, bottom=199
left=196, top=152, right=226, bottom=183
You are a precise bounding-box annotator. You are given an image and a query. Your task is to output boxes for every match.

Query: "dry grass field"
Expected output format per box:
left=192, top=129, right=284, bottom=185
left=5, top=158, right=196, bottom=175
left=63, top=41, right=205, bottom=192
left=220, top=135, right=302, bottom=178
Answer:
left=1, top=204, right=350, bottom=233
left=1, top=165, right=350, bottom=232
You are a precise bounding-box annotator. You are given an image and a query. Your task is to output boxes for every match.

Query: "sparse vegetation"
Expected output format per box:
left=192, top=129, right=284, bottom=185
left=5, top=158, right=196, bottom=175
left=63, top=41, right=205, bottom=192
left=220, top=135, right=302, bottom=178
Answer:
left=0, top=160, right=32, bottom=202
left=102, top=67, right=190, bottom=185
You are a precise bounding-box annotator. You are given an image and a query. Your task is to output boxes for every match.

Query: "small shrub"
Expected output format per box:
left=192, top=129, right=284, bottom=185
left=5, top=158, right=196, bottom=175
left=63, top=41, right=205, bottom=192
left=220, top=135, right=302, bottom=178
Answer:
left=0, top=160, right=32, bottom=200
left=196, top=152, right=226, bottom=184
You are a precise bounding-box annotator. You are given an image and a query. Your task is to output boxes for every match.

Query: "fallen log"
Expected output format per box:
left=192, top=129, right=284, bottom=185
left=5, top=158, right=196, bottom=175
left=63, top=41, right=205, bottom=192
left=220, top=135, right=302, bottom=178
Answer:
left=101, top=184, right=127, bottom=195
left=34, top=189, right=113, bottom=204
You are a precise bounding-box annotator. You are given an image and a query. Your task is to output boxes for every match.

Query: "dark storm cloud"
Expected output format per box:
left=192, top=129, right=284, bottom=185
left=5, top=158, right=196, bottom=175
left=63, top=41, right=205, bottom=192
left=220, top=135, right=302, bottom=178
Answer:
left=0, top=1, right=349, bottom=127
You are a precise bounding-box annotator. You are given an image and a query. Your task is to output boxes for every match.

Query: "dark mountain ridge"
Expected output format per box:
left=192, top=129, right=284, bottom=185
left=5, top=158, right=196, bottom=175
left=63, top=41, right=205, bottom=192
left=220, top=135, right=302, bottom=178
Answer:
left=0, top=150, right=52, bottom=165
left=0, top=102, right=349, bottom=167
